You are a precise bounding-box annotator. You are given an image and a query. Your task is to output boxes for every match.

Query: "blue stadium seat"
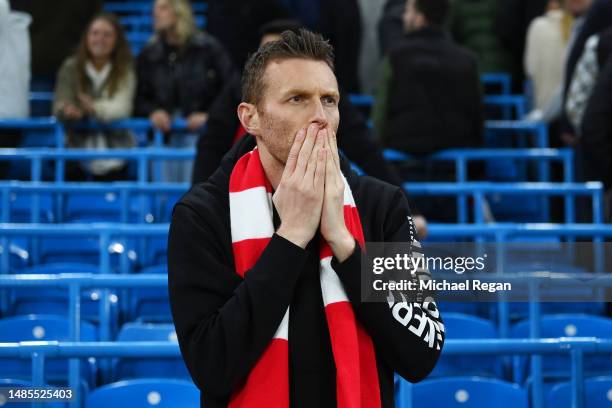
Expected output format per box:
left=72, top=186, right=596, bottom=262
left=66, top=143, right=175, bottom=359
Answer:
left=8, top=263, right=119, bottom=328
left=511, top=314, right=612, bottom=382
left=429, top=313, right=502, bottom=377
left=6, top=192, right=54, bottom=223
left=64, top=192, right=123, bottom=222
left=397, top=376, right=528, bottom=408
left=548, top=376, right=612, bottom=408
left=63, top=191, right=151, bottom=223
left=113, top=323, right=189, bottom=380
left=38, top=237, right=129, bottom=269
left=0, top=378, right=68, bottom=407
left=130, top=265, right=171, bottom=322
left=0, top=315, right=97, bottom=386
left=85, top=378, right=199, bottom=408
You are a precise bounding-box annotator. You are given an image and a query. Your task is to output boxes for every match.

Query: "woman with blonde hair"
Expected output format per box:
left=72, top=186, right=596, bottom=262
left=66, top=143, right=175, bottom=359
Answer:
left=53, top=12, right=136, bottom=180
left=135, top=0, right=234, bottom=181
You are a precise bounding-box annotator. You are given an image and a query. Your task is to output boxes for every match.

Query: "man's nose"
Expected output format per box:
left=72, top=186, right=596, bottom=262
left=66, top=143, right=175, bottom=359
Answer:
left=309, top=99, right=328, bottom=127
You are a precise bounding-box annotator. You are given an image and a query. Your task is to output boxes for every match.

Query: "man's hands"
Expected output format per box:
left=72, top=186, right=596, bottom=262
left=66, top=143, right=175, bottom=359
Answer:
left=60, top=102, right=83, bottom=120
left=149, top=110, right=208, bottom=132
left=320, top=128, right=355, bottom=261
left=274, top=124, right=326, bottom=248
left=274, top=124, right=354, bottom=261
left=186, top=112, right=209, bottom=132
left=149, top=109, right=172, bottom=132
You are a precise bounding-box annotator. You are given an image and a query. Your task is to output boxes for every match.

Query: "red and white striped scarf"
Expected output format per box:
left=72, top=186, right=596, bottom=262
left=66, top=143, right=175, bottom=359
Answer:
left=228, top=147, right=381, bottom=408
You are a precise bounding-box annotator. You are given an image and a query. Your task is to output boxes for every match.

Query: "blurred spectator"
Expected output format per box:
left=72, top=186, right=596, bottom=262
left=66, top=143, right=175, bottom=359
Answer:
left=378, top=0, right=405, bottom=55
left=566, top=27, right=612, bottom=133
left=0, top=0, right=30, bottom=179
left=206, top=0, right=290, bottom=68
left=561, top=0, right=611, bottom=143
left=135, top=0, right=234, bottom=181
left=496, top=0, right=549, bottom=91
left=10, top=0, right=102, bottom=80
left=53, top=13, right=135, bottom=180
left=284, top=0, right=363, bottom=92
left=582, top=54, right=612, bottom=219
left=523, top=0, right=574, bottom=122
left=192, top=19, right=429, bottom=237
left=357, top=0, right=385, bottom=94
left=448, top=0, right=514, bottom=75
left=0, top=0, right=30, bottom=119
left=372, top=0, right=484, bottom=156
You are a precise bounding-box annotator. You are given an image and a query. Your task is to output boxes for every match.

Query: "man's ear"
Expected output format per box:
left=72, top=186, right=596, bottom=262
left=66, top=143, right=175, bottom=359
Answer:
left=237, top=102, right=261, bottom=136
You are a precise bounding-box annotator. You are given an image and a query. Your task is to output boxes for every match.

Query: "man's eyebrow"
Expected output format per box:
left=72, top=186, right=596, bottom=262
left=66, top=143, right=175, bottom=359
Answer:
left=281, top=88, right=340, bottom=99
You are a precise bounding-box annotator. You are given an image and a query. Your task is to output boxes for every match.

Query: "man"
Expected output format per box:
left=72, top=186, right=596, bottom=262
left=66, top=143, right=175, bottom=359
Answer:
left=373, top=0, right=484, bottom=156
left=168, top=29, right=444, bottom=407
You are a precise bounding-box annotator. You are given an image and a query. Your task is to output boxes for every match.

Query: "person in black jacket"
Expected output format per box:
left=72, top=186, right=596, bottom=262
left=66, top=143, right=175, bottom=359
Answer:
left=168, top=29, right=444, bottom=408
left=372, top=0, right=484, bottom=156
left=205, top=0, right=291, bottom=68
left=582, top=55, right=612, bottom=193
left=192, top=20, right=431, bottom=237
left=134, top=0, right=234, bottom=133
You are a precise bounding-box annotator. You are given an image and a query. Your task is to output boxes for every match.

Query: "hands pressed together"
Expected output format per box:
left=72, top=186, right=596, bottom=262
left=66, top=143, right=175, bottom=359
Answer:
left=274, top=123, right=355, bottom=262
left=150, top=110, right=209, bottom=133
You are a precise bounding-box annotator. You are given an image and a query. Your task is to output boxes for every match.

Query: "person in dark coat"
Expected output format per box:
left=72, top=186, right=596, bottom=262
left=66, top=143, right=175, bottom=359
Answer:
left=168, top=29, right=444, bottom=408
left=373, top=0, right=484, bottom=155
left=205, top=0, right=290, bottom=68
left=135, top=0, right=234, bottom=133
left=582, top=54, right=612, bottom=192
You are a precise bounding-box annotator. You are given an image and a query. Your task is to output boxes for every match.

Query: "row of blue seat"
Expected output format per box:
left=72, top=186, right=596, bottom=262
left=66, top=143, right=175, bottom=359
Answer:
left=2, top=375, right=610, bottom=408
left=2, top=223, right=610, bottom=271
left=0, top=142, right=561, bottom=183
left=2, top=337, right=611, bottom=408
left=0, top=179, right=601, bottom=224
left=3, top=313, right=611, bottom=383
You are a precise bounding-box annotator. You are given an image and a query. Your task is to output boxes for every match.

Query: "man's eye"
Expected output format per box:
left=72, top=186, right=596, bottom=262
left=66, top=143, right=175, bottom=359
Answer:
left=290, top=96, right=302, bottom=102
left=323, top=97, right=337, bottom=105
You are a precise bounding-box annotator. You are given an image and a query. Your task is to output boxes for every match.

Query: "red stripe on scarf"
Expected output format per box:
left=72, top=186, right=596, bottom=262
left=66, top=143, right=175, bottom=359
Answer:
left=229, top=339, right=289, bottom=408
left=229, top=150, right=272, bottom=194
left=232, top=238, right=272, bottom=278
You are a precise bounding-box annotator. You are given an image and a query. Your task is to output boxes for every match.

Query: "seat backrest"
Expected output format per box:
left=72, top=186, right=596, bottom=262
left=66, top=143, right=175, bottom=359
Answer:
left=511, top=314, right=612, bottom=338
left=21, top=262, right=99, bottom=274
left=0, top=314, right=97, bottom=342
left=85, top=379, right=199, bottom=408
left=116, top=323, right=177, bottom=342
left=65, top=192, right=122, bottom=222
left=547, top=376, right=612, bottom=408
left=443, top=313, right=497, bottom=339
left=403, top=377, right=528, bottom=408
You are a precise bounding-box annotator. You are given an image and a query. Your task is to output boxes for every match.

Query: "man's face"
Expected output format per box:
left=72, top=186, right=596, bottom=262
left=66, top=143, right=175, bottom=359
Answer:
left=254, top=58, right=340, bottom=165
left=403, top=0, right=422, bottom=32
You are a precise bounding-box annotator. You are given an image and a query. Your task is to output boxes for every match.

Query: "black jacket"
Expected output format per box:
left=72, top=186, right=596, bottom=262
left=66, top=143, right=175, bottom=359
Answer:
left=134, top=32, right=235, bottom=117
left=561, top=0, right=612, bottom=135
left=191, top=74, right=405, bottom=191
left=383, top=27, right=484, bottom=155
left=205, top=0, right=290, bottom=68
left=168, top=135, right=444, bottom=407
left=582, top=55, right=612, bottom=188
